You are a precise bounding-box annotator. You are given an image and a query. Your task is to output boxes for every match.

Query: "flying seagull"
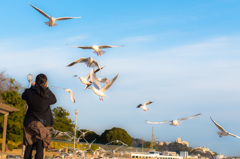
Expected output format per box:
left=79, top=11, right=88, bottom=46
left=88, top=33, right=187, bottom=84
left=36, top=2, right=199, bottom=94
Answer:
left=67, top=57, right=103, bottom=75
left=52, top=86, right=75, bottom=103
left=146, top=113, right=201, bottom=126
left=74, top=66, right=104, bottom=89
left=210, top=117, right=240, bottom=139
left=83, top=138, right=96, bottom=154
left=78, top=130, right=93, bottom=138
left=66, top=44, right=124, bottom=56
left=55, top=131, right=73, bottom=139
left=89, top=68, right=119, bottom=101
left=137, top=101, right=154, bottom=111
left=29, top=4, right=81, bottom=27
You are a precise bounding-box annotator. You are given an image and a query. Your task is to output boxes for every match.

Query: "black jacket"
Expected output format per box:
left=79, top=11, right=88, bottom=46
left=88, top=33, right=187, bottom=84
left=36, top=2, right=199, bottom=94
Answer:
left=22, top=85, right=57, bottom=127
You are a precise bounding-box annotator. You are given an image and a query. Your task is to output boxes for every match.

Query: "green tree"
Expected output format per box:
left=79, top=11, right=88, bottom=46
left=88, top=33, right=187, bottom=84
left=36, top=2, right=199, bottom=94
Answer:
left=0, top=77, right=26, bottom=142
left=143, top=141, right=151, bottom=148
left=98, top=127, right=132, bottom=146
left=52, top=106, right=74, bottom=133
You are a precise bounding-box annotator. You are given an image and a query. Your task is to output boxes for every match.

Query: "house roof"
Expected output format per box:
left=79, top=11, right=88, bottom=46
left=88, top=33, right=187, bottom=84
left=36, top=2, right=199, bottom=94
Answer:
left=0, top=103, right=19, bottom=114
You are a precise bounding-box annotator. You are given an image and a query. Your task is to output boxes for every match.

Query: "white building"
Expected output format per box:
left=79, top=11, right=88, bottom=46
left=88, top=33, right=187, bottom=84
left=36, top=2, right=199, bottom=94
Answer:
left=176, top=138, right=189, bottom=147
left=215, top=154, right=226, bottom=159
left=180, top=151, right=188, bottom=158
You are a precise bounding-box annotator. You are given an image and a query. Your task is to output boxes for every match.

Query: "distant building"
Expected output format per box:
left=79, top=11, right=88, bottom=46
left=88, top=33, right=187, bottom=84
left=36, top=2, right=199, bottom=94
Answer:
left=180, top=151, right=188, bottom=158
left=195, top=146, right=210, bottom=151
left=161, top=151, right=177, bottom=156
left=215, top=154, right=226, bottom=159
left=159, top=142, right=171, bottom=146
left=176, top=137, right=189, bottom=147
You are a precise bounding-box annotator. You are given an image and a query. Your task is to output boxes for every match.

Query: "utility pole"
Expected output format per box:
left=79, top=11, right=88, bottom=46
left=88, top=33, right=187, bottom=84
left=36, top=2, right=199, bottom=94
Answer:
left=151, top=126, right=155, bottom=149
left=142, top=136, right=144, bottom=153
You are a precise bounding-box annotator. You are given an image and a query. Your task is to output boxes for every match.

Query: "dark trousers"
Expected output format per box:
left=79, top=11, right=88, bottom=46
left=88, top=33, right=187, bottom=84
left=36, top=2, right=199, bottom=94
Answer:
left=24, top=140, right=44, bottom=159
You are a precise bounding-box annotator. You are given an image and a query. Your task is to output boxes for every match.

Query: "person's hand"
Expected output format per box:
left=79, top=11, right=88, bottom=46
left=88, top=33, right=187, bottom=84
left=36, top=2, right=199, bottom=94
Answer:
left=31, top=82, right=48, bottom=87
left=44, top=82, right=48, bottom=87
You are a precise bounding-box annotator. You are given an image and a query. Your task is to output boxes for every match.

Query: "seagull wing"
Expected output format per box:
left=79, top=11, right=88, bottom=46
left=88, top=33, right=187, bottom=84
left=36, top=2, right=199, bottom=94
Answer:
left=91, top=60, right=100, bottom=68
left=92, top=60, right=103, bottom=75
left=100, top=73, right=119, bottom=93
left=99, top=45, right=124, bottom=48
left=66, top=44, right=93, bottom=49
left=29, top=4, right=50, bottom=19
left=90, top=68, right=101, bottom=89
left=86, top=66, right=104, bottom=80
left=67, top=57, right=88, bottom=67
left=136, top=104, right=142, bottom=108
left=67, top=89, right=75, bottom=103
left=228, top=132, right=240, bottom=139
left=210, top=117, right=227, bottom=132
left=55, top=17, right=81, bottom=21
left=178, top=113, right=201, bottom=121
left=55, top=132, right=64, bottom=138
left=89, top=139, right=96, bottom=147
left=144, top=101, right=154, bottom=106
left=145, top=120, right=170, bottom=124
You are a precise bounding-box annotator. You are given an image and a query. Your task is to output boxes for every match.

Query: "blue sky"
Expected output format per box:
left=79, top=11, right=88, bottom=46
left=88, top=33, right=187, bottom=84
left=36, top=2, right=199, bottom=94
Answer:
left=1, top=0, right=240, bottom=156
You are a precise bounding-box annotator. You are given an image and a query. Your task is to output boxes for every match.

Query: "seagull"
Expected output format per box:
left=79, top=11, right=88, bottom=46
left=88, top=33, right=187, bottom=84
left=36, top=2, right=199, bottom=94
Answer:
left=94, top=147, right=106, bottom=158
left=29, top=4, right=81, bottom=27
left=83, top=138, right=96, bottom=154
left=106, top=140, right=128, bottom=146
left=52, top=86, right=75, bottom=103
left=137, top=101, right=154, bottom=111
left=66, top=44, right=124, bottom=56
left=49, top=127, right=62, bottom=137
left=89, top=68, right=119, bottom=101
left=78, top=130, right=93, bottom=138
left=76, top=129, right=93, bottom=142
left=55, top=131, right=73, bottom=139
left=74, top=66, right=104, bottom=90
left=67, top=57, right=103, bottom=75
left=210, top=117, right=240, bottom=139
left=146, top=113, right=201, bottom=126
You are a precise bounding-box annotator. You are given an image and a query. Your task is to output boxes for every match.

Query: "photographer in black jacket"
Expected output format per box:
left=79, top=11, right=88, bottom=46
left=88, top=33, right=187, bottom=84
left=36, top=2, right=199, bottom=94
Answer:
left=22, top=73, right=57, bottom=159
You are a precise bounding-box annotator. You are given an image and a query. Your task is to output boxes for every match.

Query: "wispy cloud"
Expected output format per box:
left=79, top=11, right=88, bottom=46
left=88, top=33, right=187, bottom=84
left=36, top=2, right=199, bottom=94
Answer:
left=159, top=35, right=240, bottom=57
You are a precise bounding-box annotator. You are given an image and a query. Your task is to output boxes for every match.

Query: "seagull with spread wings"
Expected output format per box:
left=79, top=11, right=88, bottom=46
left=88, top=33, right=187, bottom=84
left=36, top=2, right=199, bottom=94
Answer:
left=52, top=86, right=75, bottom=103
left=74, top=66, right=104, bottom=89
left=89, top=68, right=119, bottom=101
left=67, top=57, right=103, bottom=75
left=55, top=131, right=73, bottom=139
left=146, top=113, right=201, bottom=126
left=29, top=4, right=81, bottom=27
left=137, top=101, right=154, bottom=111
left=210, top=117, right=240, bottom=139
left=66, top=44, right=123, bottom=56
